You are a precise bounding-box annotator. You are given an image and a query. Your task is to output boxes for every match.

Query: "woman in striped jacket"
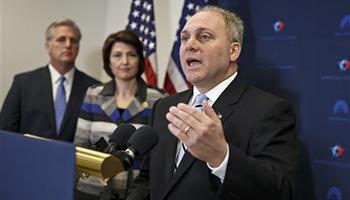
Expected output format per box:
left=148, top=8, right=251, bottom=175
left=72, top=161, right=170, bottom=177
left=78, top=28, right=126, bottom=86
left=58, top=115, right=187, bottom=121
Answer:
left=74, top=30, right=164, bottom=200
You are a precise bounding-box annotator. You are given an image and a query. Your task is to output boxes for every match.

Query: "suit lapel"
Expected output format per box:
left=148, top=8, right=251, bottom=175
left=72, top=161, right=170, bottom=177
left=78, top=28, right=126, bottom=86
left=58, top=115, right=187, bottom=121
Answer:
left=41, top=67, right=57, bottom=136
left=59, top=70, right=84, bottom=137
left=162, top=91, right=195, bottom=198
left=162, top=151, right=196, bottom=198
left=212, top=77, right=247, bottom=124
left=163, top=129, right=178, bottom=184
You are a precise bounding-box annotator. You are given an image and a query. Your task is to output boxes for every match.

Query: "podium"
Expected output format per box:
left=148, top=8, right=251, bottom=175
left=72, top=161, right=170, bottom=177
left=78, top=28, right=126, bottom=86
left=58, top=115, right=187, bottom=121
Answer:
left=0, top=130, right=75, bottom=200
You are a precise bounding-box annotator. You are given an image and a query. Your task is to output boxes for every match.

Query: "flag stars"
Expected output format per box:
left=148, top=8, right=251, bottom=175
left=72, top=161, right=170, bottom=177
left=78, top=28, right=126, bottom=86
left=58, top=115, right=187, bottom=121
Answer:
left=143, top=39, right=149, bottom=46
left=128, top=0, right=157, bottom=59
left=187, top=3, right=194, bottom=10
left=185, top=15, right=191, bottom=21
left=132, top=10, right=140, bottom=18
left=148, top=41, right=155, bottom=50
left=140, top=24, right=145, bottom=32
left=146, top=15, right=151, bottom=23
left=141, top=14, right=146, bottom=21
left=150, top=31, right=156, bottom=38
left=134, top=0, right=141, bottom=7
left=144, top=27, right=149, bottom=35
left=130, top=22, right=137, bottom=30
left=146, top=4, right=152, bottom=12
left=143, top=2, right=148, bottom=9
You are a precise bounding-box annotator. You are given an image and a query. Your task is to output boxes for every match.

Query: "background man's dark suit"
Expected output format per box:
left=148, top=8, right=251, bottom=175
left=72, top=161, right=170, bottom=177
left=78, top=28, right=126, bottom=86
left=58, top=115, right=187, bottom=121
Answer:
left=129, top=77, right=298, bottom=200
left=0, top=66, right=99, bottom=141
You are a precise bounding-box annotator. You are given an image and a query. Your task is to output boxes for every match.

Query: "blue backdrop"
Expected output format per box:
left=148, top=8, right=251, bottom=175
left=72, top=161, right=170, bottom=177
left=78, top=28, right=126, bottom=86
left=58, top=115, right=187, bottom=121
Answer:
left=214, top=0, right=350, bottom=199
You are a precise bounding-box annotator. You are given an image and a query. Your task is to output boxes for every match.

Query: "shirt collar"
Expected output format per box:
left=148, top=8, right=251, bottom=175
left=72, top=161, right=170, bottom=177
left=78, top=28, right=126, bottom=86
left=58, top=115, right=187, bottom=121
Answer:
left=192, top=72, right=237, bottom=105
left=48, top=64, right=75, bottom=84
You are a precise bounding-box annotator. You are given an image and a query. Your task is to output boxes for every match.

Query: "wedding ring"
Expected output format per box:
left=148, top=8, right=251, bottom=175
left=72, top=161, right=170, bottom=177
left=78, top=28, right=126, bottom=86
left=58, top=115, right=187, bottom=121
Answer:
left=184, top=126, right=190, bottom=134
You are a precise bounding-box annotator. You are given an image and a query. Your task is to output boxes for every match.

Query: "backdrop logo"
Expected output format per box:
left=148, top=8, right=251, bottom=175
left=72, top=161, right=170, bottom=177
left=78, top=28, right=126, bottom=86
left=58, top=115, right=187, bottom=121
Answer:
left=340, top=15, right=350, bottom=30
left=338, top=59, right=350, bottom=71
left=333, top=100, right=348, bottom=115
left=331, top=145, right=345, bottom=158
left=273, top=20, right=285, bottom=32
left=320, top=58, right=350, bottom=81
left=259, top=19, right=296, bottom=41
left=328, top=100, right=350, bottom=122
left=336, top=14, right=350, bottom=37
left=327, top=186, right=342, bottom=200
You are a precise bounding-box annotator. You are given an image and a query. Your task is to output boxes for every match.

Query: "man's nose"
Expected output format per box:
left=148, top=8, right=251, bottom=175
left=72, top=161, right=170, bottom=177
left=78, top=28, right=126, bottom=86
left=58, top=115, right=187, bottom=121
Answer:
left=64, top=38, right=76, bottom=47
left=64, top=39, right=71, bottom=47
left=185, top=37, right=199, bottom=51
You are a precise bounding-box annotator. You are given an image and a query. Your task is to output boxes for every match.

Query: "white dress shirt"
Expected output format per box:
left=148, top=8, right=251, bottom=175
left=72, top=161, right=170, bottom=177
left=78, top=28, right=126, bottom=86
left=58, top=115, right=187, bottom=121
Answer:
left=48, top=64, right=75, bottom=102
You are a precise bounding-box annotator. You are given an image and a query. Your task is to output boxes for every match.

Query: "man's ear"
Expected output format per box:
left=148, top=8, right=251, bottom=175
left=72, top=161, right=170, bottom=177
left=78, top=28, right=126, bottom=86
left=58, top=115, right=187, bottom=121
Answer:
left=44, top=41, right=50, bottom=53
left=229, top=42, right=241, bottom=62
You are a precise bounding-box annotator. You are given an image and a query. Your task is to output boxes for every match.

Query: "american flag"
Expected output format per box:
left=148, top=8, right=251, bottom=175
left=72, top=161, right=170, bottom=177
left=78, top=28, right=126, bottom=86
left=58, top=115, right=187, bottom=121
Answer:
left=126, top=0, right=157, bottom=87
left=163, top=0, right=209, bottom=94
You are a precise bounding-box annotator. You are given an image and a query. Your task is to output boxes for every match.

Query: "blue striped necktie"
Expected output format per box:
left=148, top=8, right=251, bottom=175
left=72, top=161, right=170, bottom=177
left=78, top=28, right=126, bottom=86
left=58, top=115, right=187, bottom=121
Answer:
left=192, top=94, right=208, bottom=111
left=175, top=94, right=208, bottom=170
left=55, top=76, right=66, bottom=135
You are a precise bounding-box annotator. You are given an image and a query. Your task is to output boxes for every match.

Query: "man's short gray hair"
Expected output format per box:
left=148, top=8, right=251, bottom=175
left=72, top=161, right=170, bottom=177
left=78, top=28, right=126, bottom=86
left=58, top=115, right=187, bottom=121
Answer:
left=196, top=6, right=244, bottom=45
left=45, top=18, right=81, bottom=41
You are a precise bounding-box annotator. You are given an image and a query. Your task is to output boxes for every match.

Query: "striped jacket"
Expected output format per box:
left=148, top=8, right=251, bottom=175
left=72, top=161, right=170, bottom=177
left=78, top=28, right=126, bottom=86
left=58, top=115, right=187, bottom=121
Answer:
left=74, top=78, right=164, bottom=196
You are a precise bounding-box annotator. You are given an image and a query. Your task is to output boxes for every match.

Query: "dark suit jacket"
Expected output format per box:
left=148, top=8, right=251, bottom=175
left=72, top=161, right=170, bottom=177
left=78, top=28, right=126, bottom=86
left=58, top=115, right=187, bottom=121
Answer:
left=128, top=77, right=298, bottom=200
left=0, top=66, right=99, bottom=142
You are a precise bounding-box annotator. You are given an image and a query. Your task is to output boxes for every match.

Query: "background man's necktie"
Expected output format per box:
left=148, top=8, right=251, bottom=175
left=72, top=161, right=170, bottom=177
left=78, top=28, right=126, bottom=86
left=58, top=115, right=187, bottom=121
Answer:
left=175, top=94, right=208, bottom=170
left=55, top=76, right=66, bottom=135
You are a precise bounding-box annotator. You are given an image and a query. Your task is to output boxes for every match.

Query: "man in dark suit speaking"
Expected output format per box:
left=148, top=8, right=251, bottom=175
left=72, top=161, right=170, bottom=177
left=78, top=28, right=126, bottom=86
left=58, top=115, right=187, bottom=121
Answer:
left=0, top=18, right=99, bottom=142
left=127, top=6, right=298, bottom=200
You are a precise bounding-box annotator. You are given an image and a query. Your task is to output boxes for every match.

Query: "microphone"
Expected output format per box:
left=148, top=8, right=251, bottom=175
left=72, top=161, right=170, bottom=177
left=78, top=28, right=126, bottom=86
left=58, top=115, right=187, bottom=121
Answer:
left=92, top=123, right=136, bottom=154
left=116, top=125, right=158, bottom=169
left=92, top=137, right=109, bottom=152
left=108, top=123, right=136, bottom=152
left=75, top=124, right=136, bottom=180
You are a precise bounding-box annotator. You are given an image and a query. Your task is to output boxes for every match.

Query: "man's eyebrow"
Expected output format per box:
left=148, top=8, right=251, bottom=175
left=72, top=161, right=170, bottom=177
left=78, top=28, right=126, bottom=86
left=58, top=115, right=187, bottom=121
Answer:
left=181, top=30, right=189, bottom=35
left=196, top=27, right=213, bottom=33
left=181, top=27, right=213, bottom=35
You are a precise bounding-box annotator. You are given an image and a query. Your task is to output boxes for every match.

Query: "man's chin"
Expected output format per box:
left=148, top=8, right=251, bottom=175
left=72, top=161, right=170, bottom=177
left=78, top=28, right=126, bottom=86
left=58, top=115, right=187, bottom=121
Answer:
left=57, top=60, right=75, bottom=67
left=185, top=75, right=203, bottom=85
left=62, top=57, right=75, bottom=61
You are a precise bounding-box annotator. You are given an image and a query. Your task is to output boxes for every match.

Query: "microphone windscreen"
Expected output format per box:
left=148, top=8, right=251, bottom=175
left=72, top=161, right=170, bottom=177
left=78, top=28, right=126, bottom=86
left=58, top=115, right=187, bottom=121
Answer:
left=127, top=125, right=158, bottom=156
left=92, top=137, right=109, bottom=152
left=109, top=123, right=136, bottom=150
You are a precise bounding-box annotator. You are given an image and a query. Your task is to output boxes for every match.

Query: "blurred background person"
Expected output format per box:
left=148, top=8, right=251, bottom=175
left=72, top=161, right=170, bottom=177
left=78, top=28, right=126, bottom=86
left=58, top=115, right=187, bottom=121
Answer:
left=74, top=30, right=164, bottom=200
left=0, top=18, right=99, bottom=141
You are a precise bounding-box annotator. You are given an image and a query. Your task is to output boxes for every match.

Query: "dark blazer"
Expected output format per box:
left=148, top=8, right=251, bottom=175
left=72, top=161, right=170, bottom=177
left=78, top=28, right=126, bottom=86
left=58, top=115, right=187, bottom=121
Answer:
left=128, top=77, right=298, bottom=200
left=0, top=66, right=99, bottom=142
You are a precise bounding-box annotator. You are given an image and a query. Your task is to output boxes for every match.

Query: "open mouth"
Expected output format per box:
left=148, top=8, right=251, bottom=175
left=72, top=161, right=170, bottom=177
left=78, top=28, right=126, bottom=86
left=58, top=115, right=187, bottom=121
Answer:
left=186, top=58, right=201, bottom=67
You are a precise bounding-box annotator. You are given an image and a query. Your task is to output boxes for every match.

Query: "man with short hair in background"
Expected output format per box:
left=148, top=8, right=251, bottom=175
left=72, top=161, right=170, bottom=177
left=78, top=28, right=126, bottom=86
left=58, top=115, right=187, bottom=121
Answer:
left=0, top=18, right=99, bottom=141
